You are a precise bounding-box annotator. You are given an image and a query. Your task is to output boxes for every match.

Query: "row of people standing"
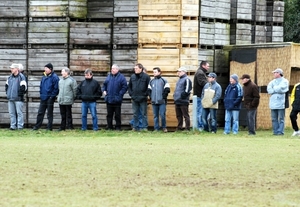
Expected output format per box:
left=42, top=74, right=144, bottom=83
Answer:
left=6, top=61, right=295, bottom=135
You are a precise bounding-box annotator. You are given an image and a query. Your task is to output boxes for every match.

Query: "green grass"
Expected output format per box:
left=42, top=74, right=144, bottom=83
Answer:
left=0, top=129, right=300, bottom=207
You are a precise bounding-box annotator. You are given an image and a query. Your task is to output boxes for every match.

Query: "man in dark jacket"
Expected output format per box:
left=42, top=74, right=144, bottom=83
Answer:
left=148, top=67, right=170, bottom=132
left=102, top=64, right=128, bottom=131
left=6, top=63, right=27, bottom=130
left=241, top=74, right=260, bottom=135
left=193, top=61, right=209, bottom=131
left=290, top=81, right=300, bottom=136
left=173, top=67, right=192, bottom=131
left=76, top=69, right=102, bottom=131
left=128, top=63, right=150, bottom=131
left=223, top=74, right=243, bottom=135
left=32, top=63, right=59, bottom=131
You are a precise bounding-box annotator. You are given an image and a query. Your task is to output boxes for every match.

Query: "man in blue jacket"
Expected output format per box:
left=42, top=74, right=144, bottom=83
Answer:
left=102, top=64, right=128, bottom=131
left=32, top=63, right=59, bottom=131
left=223, top=74, right=243, bottom=135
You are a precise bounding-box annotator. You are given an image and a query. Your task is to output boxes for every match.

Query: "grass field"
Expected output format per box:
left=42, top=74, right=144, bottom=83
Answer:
left=0, top=128, right=300, bottom=207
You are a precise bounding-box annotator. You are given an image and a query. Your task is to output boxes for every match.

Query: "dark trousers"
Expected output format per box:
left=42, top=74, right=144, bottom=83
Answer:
left=247, top=108, right=257, bottom=135
left=290, top=109, right=300, bottom=131
left=59, top=104, right=73, bottom=129
left=106, top=103, right=121, bottom=129
left=175, top=104, right=190, bottom=130
left=34, top=98, right=55, bottom=130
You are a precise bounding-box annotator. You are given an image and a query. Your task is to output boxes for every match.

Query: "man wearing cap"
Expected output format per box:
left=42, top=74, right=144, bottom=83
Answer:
left=193, top=61, right=209, bottom=131
left=201, top=73, right=222, bottom=133
left=223, top=74, right=244, bottom=135
left=241, top=74, right=260, bottom=135
left=5, top=63, right=27, bottom=130
left=32, top=63, right=59, bottom=131
left=174, top=67, right=192, bottom=131
left=267, top=68, right=289, bottom=135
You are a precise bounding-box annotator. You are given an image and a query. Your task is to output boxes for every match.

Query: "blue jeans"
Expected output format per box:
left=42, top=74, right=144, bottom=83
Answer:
left=271, top=109, right=285, bottom=135
left=132, top=100, right=148, bottom=130
left=224, top=110, right=240, bottom=134
left=129, top=108, right=143, bottom=129
left=202, top=108, right=217, bottom=132
left=8, top=101, right=24, bottom=129
left=81, top=102, right=98, bottom=131
left=197, top=97, right=204, bottom=129
left=152, top=104, right=166, bottom=130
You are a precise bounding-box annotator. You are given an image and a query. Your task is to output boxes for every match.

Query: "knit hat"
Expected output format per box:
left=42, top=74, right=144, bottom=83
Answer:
left=45, top=63, right=53, bottom=70
left=230, top=74, right=239, bottom=82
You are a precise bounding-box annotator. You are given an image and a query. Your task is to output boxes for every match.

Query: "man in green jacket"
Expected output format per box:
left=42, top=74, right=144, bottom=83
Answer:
left=57, top=68, right=77, bottom=131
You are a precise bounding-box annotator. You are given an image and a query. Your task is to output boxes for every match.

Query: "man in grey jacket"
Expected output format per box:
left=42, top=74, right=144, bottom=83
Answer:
left=57, top=68, right=77, bottom=131
left=148, top=67, right=170, bottom=132
left=5, top=63, right=27, bottom=130
left=173, top=67, right=192, bottom=131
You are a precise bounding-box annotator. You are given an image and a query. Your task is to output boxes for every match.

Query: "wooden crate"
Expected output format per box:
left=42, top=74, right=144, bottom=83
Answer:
left=112, top=49, right=137, bottom=73
left=181, top=20, right=198, bottom=44
left=138, top=0, right=181, bottom=16
left=255, top=0, right=267, bottom=22
left=69, top=49, right=111, bottom=72
left=273, top=1, right=284, bottom=23
left=180, top=48, right=198, bottom=71
left=87, top=0, right=113, bottom=19
left=69, top=0, right=87, bottom=19
left=200, top=0, right=231, bottom=20
left=231, top=0, right=252, bottom=20
left=214, top=0, right=231, bottom=20
left=138, top=20, right=181, bottom=44
left=0, top=49, right=27, bottom=73
left=199, top=21, right=215, bottom=45
left=214, top=22, right=230, bottom=45
left=0, top=21, right=27, bottom=45
left=200, top=0, right=216, bottom=19
left=271, top=26, right=283, bottom=43
left=70, top=22, right=111, bottom=45
left=29, top=0, right=68, bottom=17
left=113, top=22, right=138, bottom=45
left=28, top=22, right=68, bottom=44
left=0, top=0, right=27, bottom=17
left=114, top=0, right=138, bottom=18
left=181, top=0, right=199, bottom=17
left=230, top=23, right=252, bottom=45
left=255, top=25, right=267, bottom=43
left=138, top=48, right=180, bottom=73
left=28, top=49, right=68, bottom=73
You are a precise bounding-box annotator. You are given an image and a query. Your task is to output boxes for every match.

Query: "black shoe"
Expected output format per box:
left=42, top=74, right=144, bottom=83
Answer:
left=46, top=128, right=52, bottom=131
left=67, top=127, right=74, bottom=130
left=10, top=128, right=16, bottom=130
left=32, top=127, right=38, bottom=131
left=57, top=128, right=65, bottom=131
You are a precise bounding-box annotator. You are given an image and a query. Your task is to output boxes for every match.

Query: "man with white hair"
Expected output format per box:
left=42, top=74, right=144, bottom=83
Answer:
left=267, top=68, right=289, bottom=135
left=5, top=63, right=27, bottom=130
